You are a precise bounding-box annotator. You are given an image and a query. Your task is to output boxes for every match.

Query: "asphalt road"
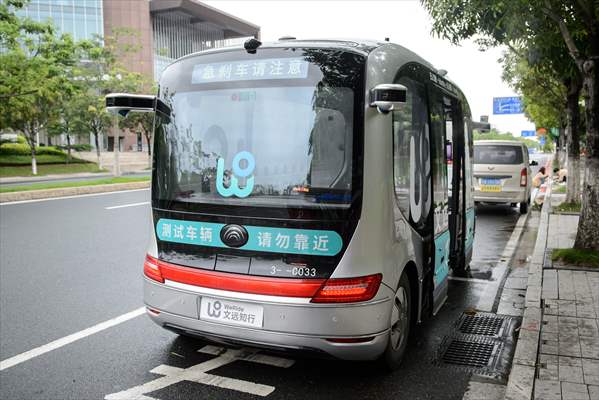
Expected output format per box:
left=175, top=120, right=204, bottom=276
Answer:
left=0, top=190, right=521, bottom=400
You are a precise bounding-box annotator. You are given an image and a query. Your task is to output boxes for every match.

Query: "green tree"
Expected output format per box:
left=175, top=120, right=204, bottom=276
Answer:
left=502, top=50, right=584, bottom=202
left=0, top=0, right=81, bottom=174
left=422, top=0, right=599, bottom=250
left=119, top=111, right=154, bottom=166
left=72, top=29, right=147, bottom=168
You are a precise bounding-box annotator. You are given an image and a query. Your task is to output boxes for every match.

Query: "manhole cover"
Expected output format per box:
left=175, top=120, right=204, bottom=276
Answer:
left=435, top=312, right=520, bottom=381
left=459, top=314, right=506, bottom=337
left=442, top=339, right=497, bottom=367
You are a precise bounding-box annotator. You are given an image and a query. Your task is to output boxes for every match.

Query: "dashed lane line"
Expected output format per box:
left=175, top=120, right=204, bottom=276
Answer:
left=105, top=201, right=150, bottom=210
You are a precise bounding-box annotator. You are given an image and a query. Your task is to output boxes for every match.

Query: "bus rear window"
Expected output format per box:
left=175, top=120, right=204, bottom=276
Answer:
left=473, top=145, right=523, bottom=165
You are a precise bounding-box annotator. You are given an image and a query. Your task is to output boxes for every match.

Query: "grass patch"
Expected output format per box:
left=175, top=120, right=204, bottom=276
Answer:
left=552, top=248, right=599, bottom=268
left=553, top=201, right=581, bottom=213
left=0, top=163, right=106, bottom=178
left=553, top=185, right=566, bottom=194
left=0, top=176, right=150, bottom=193
left=0, top=153, right=89, bottom=165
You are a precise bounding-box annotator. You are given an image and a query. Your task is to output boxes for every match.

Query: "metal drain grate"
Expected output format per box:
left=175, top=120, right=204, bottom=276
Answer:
left=435, top=312, right=520, bottom=381
left=442, top=339, right=495, bottom=367
left=459, top=314, right=505, bottom=337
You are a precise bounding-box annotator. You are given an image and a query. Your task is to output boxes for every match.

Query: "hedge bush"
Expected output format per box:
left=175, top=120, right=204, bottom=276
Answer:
left=57, top=143, right=93, bottom=152
left=0, top=143, right=66, bottom=156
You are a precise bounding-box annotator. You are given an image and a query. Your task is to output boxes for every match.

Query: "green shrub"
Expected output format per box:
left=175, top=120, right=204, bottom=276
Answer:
left=0, top=143, right=31, bottom=155
left=0, top=143, right=66, bottom=156
left=16, top=135, right=27, bottom=144
left=57, top=143, right=93, bottom=152
left=36, top=146, right=67, bottom=156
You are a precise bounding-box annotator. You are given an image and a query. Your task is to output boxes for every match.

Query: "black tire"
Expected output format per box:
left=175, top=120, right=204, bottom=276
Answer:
left=520, top=201, right=528, bottom=214
left=380, top=273, right=411, bottom=371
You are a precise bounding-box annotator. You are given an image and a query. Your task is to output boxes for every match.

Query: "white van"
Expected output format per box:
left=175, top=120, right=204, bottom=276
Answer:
left=473, top=140, right=533, bottom=213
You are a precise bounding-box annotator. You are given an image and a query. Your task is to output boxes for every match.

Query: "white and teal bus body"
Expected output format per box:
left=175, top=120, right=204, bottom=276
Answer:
left=107, top=38, right=475, bottom=369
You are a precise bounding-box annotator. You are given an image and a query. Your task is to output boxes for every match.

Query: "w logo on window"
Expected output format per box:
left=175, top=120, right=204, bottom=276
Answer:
left=216, top=151, right=255, bottom=198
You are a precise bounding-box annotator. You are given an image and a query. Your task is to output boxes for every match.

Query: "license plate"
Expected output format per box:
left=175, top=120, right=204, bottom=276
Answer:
left=480, top=178, right=501, bottom=192
left=199, top=297, right=264, bottom=328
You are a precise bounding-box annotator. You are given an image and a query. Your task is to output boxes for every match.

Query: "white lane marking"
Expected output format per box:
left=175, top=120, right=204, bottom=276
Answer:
left=105, top=201, right=150, bottom=210
left=475, top=211, right=529, bottom=312
left=105, top=345, right=295, bottom=399
left=198, top=345, right=295, bottom=368
left=0, top=188, right=149, bottom=206
left=448, top=276, right=491, bottom=285
left=0, top=307, right=145, bottom=371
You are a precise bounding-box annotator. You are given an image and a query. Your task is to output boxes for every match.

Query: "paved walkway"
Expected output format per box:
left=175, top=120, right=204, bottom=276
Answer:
left=534, top=214, right=599, bottom=400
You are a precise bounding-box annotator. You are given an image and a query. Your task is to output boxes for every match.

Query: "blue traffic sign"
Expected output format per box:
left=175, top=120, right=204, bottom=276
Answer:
left=521, top=130, right=535, bottom=137
left=493, top=97, right=523, bottom=114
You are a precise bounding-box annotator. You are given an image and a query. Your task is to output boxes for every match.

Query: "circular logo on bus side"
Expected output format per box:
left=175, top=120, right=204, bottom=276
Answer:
left=220, top=224, right=249, bottom=248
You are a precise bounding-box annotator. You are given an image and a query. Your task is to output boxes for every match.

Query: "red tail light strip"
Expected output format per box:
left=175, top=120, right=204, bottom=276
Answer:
left=144, top=255, right=383, bottom=302
left=153, top=256, right=325, bottom=298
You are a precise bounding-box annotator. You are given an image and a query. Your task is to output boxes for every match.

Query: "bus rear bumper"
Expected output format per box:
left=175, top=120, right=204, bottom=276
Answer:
left=143, top=278, right=392, bottom=361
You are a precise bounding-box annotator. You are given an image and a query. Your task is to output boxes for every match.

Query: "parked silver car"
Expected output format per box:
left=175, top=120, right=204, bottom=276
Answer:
left=473, top=140, right=534, bottom=214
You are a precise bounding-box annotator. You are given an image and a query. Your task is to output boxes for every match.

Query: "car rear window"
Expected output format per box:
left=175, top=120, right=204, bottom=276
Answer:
left=473, top=145, right=524, bottom=165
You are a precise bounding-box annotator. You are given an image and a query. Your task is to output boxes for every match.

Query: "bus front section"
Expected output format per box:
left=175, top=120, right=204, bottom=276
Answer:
left=144, top=46, right=394, bottom=361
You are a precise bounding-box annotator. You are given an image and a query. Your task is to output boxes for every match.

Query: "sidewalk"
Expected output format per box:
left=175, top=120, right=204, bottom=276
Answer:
left=505, top=187, right=599, bottom=400
left=0, top=170, right=149, bottom=185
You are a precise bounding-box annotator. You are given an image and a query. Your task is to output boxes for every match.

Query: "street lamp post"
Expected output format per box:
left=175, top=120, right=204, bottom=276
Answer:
left=113, top=114, right=120, bottom=177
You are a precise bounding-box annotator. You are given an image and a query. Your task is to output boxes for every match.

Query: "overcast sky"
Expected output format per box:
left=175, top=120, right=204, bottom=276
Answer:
left=204, top=0, right=536, bottom=136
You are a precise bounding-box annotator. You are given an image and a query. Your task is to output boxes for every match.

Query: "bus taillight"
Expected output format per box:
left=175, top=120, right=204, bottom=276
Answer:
left=311, top=274, right=382, bottom=303
left=144, top=254, right=164, bottom=283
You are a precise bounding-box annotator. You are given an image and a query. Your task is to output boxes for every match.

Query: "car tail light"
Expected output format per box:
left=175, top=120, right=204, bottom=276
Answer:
left=311, top=274, right=382, bottom=303
left=520, top=168, right=527, bottom=187
left=144, top=254, right=164, bottom=283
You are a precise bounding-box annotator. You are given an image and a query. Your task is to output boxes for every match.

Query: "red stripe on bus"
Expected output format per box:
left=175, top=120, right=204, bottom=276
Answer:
left=156, top=258, right=325, bottom=298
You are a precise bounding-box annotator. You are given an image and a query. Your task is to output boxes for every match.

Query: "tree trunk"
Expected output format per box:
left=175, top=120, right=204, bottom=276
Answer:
left=558, top=126, right=566, bottom=167
left=145, top=132, right=152, bottom=168
left=574, top=58, right=599, bottom=250
left=565, top=76, right=582, bottom=203
left=93, top=132, right=103, bottom=170
left=30, top=136, right=37, bottom=176
left=66, top=134, right=71, bottom=164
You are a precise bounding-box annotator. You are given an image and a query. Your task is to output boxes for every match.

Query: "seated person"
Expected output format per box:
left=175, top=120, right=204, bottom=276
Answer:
left=533, top=167, right=549, bottom=188
left=553, top=168, right=567, bottom=182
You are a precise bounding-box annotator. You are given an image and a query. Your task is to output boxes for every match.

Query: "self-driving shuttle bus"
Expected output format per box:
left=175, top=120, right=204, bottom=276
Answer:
left=107, top=38, right=476, bottom=369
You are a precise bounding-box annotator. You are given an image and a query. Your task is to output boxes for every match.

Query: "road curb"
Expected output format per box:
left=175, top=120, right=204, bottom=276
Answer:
left=504, top=185, right=552, bottom=400
left=0, top=181, right=150, bottom=203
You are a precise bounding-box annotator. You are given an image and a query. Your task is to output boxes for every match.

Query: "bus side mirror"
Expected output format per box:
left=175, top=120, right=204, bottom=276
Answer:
left=369, top=84, right=407, bottom=114
left=105, top=93, right=171, bottom=119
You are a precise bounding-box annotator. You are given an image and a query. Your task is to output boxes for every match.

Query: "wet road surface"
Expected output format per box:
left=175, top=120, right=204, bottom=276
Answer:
left=0, top=191, right=522, bottom=400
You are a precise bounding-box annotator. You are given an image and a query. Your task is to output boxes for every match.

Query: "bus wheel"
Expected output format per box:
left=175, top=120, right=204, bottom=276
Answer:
left=520, top=201, right=528, bottom=214
left=381, top=273, right=411, bottom=371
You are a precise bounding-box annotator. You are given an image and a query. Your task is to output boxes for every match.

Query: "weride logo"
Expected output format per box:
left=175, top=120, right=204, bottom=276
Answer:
left=216, top=151, right=255, bottom=198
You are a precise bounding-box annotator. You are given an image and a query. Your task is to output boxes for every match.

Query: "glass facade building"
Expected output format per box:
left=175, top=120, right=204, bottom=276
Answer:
left=16, top=0, right=103, bottom=41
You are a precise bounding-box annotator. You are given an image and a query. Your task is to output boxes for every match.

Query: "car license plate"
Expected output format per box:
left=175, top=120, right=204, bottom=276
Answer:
left=199, top=297, right=264, bottom=328
left=480, top=178, right=501, bottom=192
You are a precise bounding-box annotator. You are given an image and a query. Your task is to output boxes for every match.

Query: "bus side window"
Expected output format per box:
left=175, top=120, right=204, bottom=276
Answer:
left=392, top=77, right=429, bottom=226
